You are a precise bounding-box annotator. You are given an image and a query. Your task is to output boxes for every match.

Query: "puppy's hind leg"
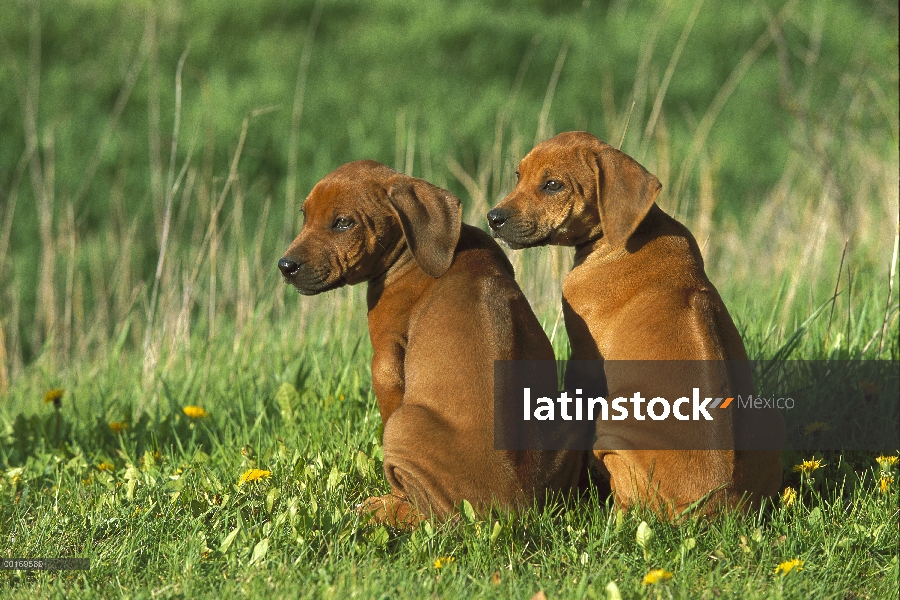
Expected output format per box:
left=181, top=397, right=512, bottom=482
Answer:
left=357, top=493, right=426, bottom=530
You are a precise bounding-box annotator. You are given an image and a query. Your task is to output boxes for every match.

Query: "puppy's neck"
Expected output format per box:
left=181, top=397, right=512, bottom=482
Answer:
left=573, top=204, right=667, bottom=267
left=366, top=248, right=417, bottom=306
left=573, top=237, right=604, bottom=265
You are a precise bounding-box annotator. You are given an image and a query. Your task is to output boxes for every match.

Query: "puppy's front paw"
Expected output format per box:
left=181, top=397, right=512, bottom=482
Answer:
left=358, top=494, right=425, bottom=530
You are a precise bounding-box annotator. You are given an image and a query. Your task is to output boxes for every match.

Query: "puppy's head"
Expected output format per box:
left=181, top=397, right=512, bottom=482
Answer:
left=487, top=131, right=661, bottom=249
left=279, top=160, right=462, bottom=295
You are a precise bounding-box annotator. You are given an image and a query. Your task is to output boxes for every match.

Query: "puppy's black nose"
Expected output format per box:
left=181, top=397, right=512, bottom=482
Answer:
left=278, top=257, right=301, bottom=278
left=487, top=208, right=508, bottom=230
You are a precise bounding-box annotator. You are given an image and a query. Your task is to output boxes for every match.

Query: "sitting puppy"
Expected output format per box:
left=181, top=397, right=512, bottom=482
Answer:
left=279, top=160, right=586, bottom=527
left=487, top=132, right=784, bottom=516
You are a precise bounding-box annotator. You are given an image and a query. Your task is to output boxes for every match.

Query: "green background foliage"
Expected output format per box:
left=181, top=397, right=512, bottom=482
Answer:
left=2, top=0, right=896, bottom=268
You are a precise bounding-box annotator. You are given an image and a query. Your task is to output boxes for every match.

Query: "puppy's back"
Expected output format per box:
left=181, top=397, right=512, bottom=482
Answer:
left=443, top=225, right=552, bottom=362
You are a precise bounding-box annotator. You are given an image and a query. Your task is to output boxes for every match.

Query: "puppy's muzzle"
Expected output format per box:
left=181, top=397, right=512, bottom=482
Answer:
left=278, top=257, right=301, bottom=278
left=278, top=256, right=333, bottom=295
left=486, top=208, right=510, bottom=232
left=486, top=208, right=547, bottom=249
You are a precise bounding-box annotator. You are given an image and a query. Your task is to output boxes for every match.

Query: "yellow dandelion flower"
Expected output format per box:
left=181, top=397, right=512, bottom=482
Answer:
left=6, top=467, right=24, bottom=485
left=792, top=458, right=825, bottom=475
left=774, top=558, right=804, bottom=575
left=876, top=455, right=899, bottom=470
left=238, top=469, right=271, bottom=485
left=433, top=556, right=455, bottom=569
left=108, top=421, right=128, bottom=434
left=781, top=486, right=797, bottom=506
left=860, top=381, right=877, bottom=397
left=182, top=406, right=208, bottom=419
left=43, top=388, right=64, bottom=405
left=139, top=450, right=162, bottom=470
left=97, top=462, right=114, bottom=472
left=642, top=569, right=674, bottom=585
left=803, top=422, right=830, bottom=436
left=879, top=474, right=894, bottom=494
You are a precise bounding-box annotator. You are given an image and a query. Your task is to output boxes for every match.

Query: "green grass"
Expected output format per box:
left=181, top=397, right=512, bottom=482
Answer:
left=1, top=321, right=898, bottom=598
left=1, top=0, right=899, bottom=597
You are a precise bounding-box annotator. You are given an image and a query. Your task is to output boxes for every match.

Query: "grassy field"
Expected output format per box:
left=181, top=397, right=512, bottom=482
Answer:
left=1, top=0, right=899, bottom=597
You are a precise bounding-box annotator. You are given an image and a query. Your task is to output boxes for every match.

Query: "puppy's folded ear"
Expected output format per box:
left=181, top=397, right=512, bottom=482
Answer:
left=386, top=176, right=462, bottom=278
left=590, top=147, right=662, bottom=248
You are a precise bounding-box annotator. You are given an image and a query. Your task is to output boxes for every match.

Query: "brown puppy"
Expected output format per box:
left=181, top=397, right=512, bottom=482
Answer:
left=279, top=160, right=586, bottom=528
left=487, top=132, right=784, bottom=517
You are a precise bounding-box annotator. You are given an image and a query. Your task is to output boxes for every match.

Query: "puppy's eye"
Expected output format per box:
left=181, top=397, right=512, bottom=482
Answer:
left=332, top=217, right=354, bottom=231
left=542, top=179, right=563, bottom=192
left=515, top=170, right=520, bottom=181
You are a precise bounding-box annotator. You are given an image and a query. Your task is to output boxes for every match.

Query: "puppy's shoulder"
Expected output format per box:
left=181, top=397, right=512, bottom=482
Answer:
left=628, top=208, right=709, bottom=284
left=451, top=224, right=516, bottom=279
left=429, top=225, right=528, bottom=311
